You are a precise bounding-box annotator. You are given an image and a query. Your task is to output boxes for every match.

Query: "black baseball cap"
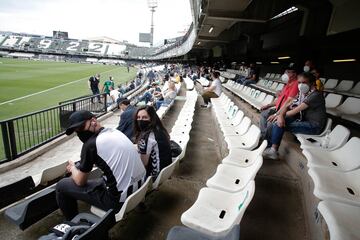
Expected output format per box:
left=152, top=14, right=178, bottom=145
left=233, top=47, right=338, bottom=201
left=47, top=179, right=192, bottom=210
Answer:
left=65, top=110, right=94, bottom=135
left=117, top=97, right=129, bottom=105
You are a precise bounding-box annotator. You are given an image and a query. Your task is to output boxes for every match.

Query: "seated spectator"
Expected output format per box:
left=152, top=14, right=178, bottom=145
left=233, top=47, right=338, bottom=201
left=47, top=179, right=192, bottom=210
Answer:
left=311, top=68, right=324, bottom=91
left=155, top=82, right=177, bottom=109
left=110, top=88, right=120, bottom=103
left=134, top=106, right=172, bottom=180
left=118, top=84, right=126, bottom=95
left=126, top=81, right=135, bottom=92
left=303, top=60, right=315, bottom=73
left=135, top=75, right=142, bottom=87
left=56, top=110, right=146, bottom=220
left=102, top=76, right=115, bottom=95
left=117, top=98, right=137, bottom=141
left=263, top=72, right=327, bottom=159
left=242, top=63, right=259, bottom=86
left=138, top=83, right=161, bottom=104
left=201, top=71, right=222, bottom=108
left=260, top=64, right=299, bottom=139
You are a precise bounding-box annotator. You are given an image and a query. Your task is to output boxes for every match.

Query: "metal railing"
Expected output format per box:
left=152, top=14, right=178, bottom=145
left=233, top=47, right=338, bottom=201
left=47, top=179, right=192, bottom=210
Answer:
left=0, top=94, right=107, bottom=164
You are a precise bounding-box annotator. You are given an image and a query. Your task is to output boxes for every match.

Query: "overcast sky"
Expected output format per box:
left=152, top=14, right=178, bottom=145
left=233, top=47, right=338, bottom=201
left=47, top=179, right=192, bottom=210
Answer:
left=0, top=0, right=192, bottom=46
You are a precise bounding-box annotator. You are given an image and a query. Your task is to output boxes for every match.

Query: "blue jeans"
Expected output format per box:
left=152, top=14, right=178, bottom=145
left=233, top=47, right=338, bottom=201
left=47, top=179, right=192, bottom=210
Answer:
left=243, top=79, right=256, bottom=86
left=268, top=117, right=322, bottom=147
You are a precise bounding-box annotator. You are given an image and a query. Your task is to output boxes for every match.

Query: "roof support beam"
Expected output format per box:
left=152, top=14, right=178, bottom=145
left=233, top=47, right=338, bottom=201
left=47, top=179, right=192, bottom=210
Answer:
left=207, top=15, right=267, bottom=23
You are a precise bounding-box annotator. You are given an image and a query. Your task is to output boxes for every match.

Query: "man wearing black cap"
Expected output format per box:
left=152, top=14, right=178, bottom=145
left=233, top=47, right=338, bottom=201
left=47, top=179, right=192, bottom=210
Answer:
left=259, top=63, right=299, bottom=141
left=56, top=110, right=146, bottom=220
left=116, top=98, right=137, bottom=141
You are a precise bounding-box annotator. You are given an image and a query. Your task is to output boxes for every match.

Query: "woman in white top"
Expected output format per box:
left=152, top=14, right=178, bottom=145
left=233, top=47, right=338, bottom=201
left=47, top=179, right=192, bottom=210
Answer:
left=201, top=71, right=222, bottom=108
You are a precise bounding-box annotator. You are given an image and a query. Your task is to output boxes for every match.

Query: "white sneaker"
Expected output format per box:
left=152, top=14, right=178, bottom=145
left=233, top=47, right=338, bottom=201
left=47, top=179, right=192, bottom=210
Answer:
left=207, top=102, right=212, bottom=108
left=262, top=147, right=279, bottom=160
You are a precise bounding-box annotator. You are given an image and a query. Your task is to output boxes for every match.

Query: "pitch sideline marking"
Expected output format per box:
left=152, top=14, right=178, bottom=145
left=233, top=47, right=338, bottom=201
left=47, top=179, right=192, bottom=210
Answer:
left=0, top=68, right=120, bottom=106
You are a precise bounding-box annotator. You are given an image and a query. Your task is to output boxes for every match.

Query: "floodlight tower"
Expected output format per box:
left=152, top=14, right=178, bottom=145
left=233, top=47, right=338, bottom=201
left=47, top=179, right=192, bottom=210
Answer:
left=148, top=0, right=158, bottom=47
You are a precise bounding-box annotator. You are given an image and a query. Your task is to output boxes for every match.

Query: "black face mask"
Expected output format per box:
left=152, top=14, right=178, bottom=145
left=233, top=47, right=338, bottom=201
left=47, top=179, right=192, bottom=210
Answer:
left=137, top=120, right=151, bottom=131
left=77, top=131, right=94, bottom=143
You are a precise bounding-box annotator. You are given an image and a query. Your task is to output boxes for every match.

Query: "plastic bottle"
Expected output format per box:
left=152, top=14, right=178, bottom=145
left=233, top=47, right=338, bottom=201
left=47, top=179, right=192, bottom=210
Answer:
left=321, top=130, right=331, bottom=149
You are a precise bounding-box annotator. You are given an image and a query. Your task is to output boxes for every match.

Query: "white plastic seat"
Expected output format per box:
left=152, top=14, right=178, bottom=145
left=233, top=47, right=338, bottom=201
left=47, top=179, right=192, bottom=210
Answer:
left=298, top=125, right=350, bottom=151
left=349, top=81, right=360, bottom=96
left=221, top=116, right=251, bottom=136
left=334, top=80, right=353, bottom=92
left=32, top=162, right=67, bottom=186
left=170, top=127, right=191, bottom=136
left=325, top=93, right=343, bottom=108
left=224, top=125, right=261, bottom=150
left=181, top=181, right=255, bottom=237
left=254, top=95, right=274, bottom=110
left=308, top=168, right=360, bottom=207
left=341, top=113, right=360, bottom=125
left=91, top=176, right=152, bottom=222
left=295, top=118, right=332, bottom=140
left=219, top=110, right=244, bottom=129
left=152, top=158, right=179, bottom=190
left=318, top=201, right=360, bottom=240
left=327, top=97, right=360, bottom=116
left=275, top=83, right=284, bottom=92
left=222, top=140, right=267, bottom=167
left=303, top=137, right=360, bottom=171
left=324, top=79, right=338, bottom=90
left=207, top=160, right=262, bottom=193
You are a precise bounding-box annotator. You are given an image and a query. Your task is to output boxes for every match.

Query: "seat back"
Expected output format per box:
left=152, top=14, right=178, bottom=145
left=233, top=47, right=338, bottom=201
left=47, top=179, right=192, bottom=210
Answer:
left=230, top=111, right=244, bottom=126
left=265, top=73, right=270, bottom=78
left=270, top=82, right=278, bottom=90
left=335, top=80, right=353, bottom=92
left=325, top=93, right=343, bottom=108
left=261, top=95, right=274, bottom=106
left=338, top=97, right=360, bottom=114
left=334, top=137, right=360, bottom=171
left=328, top=125, right=350, bottom=149
left=324, top=79, right=338, bottom=89
left=152, top=160, right=178, bottom=189
left=39, top=162, right=67, bottom=186
left=276, top=83, right=284, bottom=91
left=234, top=117, right=251, bottom=135
left=350, top=81, right=360, bottom=95
left=255, top=92, right=266, bottom=102
left=233, top=181, right=256, bottom=224
left=254, top=140, right=268, bottom=156
left=115, top=176, right=152, bottom=222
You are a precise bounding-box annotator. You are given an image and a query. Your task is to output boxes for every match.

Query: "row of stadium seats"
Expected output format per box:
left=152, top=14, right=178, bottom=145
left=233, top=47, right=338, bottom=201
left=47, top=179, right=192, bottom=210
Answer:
left=223, top=80, right=275, bottom=110
left=324, top=93, right=360, bottom=124
left=4, top=85, right=198, bottom=237
left=167, top=92, right=267, bottom=239
left=294, top=123, right=360, bottom=240
left=91, top=89, right=198, bottom=222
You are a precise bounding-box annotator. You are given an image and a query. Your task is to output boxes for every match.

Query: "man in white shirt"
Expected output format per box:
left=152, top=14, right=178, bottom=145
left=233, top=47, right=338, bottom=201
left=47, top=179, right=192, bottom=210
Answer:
left=201, top=71, right=222, bottom=108
left=56, top=110, right=146, bottom=220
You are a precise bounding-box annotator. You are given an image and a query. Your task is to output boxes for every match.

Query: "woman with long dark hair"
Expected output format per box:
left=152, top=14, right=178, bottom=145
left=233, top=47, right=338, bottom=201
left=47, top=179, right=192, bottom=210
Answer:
left=134, top=105, right=172, bottom=179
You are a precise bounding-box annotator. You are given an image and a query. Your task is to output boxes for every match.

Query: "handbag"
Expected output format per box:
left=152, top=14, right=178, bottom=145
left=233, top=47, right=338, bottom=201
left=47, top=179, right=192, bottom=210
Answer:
left=170, top=140, right=182, bottom=157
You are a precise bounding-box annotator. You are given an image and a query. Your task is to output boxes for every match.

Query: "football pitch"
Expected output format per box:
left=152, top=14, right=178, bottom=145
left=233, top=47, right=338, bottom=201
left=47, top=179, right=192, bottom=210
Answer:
left=0, top=58, right=137, bottom=121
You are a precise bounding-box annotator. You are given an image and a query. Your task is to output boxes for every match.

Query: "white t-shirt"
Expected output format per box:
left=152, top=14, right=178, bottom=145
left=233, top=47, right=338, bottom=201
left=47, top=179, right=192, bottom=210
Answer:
left=211, top=78, right=222, bottom=96
left=79, top=128, right=146, bottom=202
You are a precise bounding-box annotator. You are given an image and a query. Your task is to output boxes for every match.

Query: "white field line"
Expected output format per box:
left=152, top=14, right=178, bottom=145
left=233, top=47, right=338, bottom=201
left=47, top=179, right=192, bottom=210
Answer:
left=0, top=68, right=119, bottom=106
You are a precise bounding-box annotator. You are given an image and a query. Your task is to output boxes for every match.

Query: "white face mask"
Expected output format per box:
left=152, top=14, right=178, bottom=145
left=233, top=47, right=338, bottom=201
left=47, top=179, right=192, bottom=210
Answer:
left=303, top=66, right=310, bottom=72
left=281, top=73, right=289, bottom=83
left=298, top=83, right=310, bottom=93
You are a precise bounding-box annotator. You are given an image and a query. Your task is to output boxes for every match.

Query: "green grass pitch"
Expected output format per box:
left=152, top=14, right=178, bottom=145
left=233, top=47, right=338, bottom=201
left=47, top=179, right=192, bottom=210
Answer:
left=0, top=58, right=137, bottom=121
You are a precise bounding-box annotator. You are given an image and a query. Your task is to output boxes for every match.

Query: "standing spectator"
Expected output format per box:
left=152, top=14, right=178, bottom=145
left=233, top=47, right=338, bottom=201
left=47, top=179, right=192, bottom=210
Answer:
left=147, top=70, right=156, bottom=82
left=201, top=71, right=222, bottom=108
left=56, top=110, right=146, bottom=220
left=259, top=64, right=299, bottom=139
left=102, top=76, right=115, bottom=95
left=89, top=73, right=101, bottom=103
left=134, top=106, right=172, bottom=180
left=263, top=72, right=327, bottom=159
left=117, top=98, right=137, bottom=141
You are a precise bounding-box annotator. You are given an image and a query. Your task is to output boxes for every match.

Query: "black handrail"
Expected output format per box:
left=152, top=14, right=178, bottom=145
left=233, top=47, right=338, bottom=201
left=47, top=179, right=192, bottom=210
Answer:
left=0, top=93, right=107, bottom=164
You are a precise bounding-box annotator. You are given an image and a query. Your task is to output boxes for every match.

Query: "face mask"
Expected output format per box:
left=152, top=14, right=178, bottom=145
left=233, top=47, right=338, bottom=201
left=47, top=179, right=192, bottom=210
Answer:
left=298, top=83, right=310, bottom=94
left=281, top=73, right=289, bottom=83
left=77, top=131, right=94, bottom=143
left=137, top=120, right=151, bottom=131
left=303, top=66, right=310, bottom=72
